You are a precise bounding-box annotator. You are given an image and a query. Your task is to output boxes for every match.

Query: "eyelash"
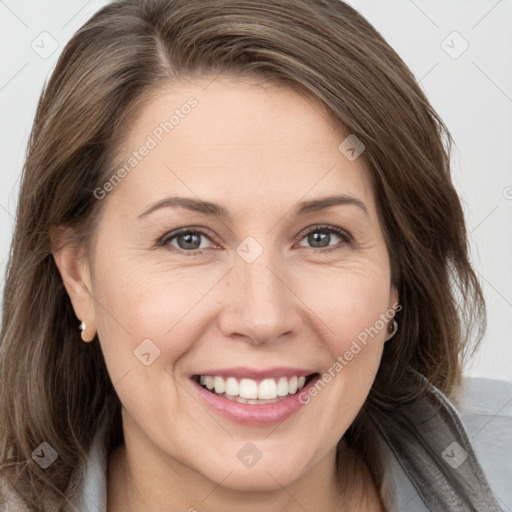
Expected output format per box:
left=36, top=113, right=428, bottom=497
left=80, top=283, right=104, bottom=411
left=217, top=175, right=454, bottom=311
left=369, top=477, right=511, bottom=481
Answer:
left=157, top=224, right=353, bottom=256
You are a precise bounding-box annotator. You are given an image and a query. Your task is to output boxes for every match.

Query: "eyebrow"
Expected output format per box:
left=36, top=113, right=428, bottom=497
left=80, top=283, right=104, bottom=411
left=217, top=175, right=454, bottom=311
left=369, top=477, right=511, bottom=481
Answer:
left=136, top=194, right=369, bottom=220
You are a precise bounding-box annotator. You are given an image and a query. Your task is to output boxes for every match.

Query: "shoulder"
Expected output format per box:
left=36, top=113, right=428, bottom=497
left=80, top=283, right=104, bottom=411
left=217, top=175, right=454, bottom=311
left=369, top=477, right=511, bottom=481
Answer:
left=373, top=371, right=507, bottom=511
left=452, top=376, right=512, bottom=509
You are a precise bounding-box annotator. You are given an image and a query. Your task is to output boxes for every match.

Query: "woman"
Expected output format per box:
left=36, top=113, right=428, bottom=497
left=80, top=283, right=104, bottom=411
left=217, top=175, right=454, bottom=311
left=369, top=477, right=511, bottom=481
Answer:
left=0, top=0, right=502, bottom=510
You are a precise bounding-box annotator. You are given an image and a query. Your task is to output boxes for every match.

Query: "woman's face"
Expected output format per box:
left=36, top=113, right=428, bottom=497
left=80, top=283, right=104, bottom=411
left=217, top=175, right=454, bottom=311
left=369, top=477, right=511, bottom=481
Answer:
left=74, top=76, right=398, bottom=493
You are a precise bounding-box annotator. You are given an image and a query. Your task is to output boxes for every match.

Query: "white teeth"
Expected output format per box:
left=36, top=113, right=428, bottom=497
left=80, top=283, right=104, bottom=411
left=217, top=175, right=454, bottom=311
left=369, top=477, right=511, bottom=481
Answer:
left=239, top=378, right=258, bottom=399
left=276, top=377, right=289, bottom=397
left=197, top=374, right=310, bottom=400
left=204, top=376, right=215, bottom=390
left=225, top=377, right=239, bottom=396
left=258, top=378, right=277, bottom=399
left=214, top=376, right=225, bottom=394
left=288, top=376, right=298, bottom=394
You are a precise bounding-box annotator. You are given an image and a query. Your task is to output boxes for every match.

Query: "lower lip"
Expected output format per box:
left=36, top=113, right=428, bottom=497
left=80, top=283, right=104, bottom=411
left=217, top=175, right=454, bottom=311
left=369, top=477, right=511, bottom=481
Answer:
left=191, top=375, right=319, bottom=426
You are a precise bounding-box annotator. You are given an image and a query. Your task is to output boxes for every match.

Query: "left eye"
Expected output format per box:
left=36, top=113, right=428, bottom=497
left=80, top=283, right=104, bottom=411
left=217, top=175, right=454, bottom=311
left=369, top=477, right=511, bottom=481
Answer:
left=297, top=225, right=351, bottom=250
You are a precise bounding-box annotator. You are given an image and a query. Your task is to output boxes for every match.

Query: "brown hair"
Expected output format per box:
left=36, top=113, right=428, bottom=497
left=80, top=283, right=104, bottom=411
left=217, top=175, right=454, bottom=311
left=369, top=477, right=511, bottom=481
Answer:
left=0, top=0, right=485, bottom=509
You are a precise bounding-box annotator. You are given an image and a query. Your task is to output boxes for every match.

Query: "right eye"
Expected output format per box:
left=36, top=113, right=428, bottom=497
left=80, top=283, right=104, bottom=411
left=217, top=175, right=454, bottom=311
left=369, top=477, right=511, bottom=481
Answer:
left=158, top=227, right=219, bottom=255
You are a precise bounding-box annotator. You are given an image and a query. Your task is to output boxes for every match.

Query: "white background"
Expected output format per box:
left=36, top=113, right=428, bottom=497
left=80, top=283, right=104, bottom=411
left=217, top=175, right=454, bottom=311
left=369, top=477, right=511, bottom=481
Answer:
left=1, top=0, right=511, bottom=381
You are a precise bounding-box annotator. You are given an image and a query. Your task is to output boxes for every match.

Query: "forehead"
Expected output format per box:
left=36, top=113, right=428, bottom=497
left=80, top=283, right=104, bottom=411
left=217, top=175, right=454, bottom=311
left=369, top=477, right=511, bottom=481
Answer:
left=104, top=76, right=376, bottom=219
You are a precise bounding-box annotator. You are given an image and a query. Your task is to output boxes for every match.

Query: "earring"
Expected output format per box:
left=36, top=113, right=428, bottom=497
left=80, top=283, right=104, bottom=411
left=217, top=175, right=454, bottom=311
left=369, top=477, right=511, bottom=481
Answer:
left=387, top=319, right=398, bottom=339
left=79, top=321, right=91, bottom=342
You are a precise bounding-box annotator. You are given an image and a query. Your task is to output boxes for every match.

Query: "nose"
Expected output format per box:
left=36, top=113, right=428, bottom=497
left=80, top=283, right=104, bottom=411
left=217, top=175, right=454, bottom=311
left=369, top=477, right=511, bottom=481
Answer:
left=217, top=250, right=300, bottom=346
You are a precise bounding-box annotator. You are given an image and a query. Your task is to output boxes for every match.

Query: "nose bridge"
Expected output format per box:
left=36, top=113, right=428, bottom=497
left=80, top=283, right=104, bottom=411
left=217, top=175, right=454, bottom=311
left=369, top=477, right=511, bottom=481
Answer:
left=244, top=257, right=284, bottom=307
left=219, top=240, right=297, bottom=343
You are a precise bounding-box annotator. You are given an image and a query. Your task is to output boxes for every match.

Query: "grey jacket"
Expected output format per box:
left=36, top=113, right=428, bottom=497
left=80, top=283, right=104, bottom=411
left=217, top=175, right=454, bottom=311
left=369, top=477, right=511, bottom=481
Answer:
left=2, top=376, right=510, bottom=511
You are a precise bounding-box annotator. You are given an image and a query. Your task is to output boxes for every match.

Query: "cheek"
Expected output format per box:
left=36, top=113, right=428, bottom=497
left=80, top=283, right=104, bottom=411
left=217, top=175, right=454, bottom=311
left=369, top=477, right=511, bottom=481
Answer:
left=91, top=269, right=194, bottom=428
left=299, top=261, right=392, bottom=408
left=92, top=255, right=219, bottom=381
left=303, top=260, right=392, bottom=349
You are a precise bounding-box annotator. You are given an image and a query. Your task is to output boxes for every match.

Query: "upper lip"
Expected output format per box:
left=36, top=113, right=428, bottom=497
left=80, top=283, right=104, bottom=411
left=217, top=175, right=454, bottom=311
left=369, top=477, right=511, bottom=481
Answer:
left=191, top=366, right=317, bottom=381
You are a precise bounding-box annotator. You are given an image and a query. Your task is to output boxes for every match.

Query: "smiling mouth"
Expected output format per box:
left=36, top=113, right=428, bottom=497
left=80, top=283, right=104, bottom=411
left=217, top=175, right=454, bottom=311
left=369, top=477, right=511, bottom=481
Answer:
left=192, top=373, right=319, bottom=405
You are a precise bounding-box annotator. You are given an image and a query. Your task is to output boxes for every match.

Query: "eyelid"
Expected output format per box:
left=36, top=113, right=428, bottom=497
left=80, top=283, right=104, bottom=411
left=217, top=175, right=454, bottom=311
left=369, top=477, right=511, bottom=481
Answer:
left=297, top=224, right=352, bottom=243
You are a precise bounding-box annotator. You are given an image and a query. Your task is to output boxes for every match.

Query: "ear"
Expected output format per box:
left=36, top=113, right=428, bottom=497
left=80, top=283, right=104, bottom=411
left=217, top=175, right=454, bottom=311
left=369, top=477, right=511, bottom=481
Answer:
left=50, top=226, right=97, bottom=342
left=388, top=286, right=399, bottom=312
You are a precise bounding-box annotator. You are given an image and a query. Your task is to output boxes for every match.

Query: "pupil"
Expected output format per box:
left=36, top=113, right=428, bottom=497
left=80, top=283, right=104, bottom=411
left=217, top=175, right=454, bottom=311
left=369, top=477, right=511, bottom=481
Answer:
left=179, top=233, right=200, bottom=250
left=310, top=231, right=329, bottom=248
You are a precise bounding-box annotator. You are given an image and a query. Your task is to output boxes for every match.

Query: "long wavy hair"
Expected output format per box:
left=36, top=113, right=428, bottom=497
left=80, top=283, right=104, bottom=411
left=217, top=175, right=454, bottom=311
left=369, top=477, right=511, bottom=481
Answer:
left=0, top=0, right=485, bottom=509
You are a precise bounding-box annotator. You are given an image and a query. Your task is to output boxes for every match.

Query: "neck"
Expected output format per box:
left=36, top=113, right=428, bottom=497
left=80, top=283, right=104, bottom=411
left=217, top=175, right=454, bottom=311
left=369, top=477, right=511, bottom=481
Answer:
left=107, top=428, right=383, bottom=512
left=335, top=441, right=384, bottom=511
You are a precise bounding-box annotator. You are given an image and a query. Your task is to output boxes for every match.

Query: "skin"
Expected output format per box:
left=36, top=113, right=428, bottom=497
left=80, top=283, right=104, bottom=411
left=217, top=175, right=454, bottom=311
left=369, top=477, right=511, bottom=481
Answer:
left=53, top=75, right=398, bottom=511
